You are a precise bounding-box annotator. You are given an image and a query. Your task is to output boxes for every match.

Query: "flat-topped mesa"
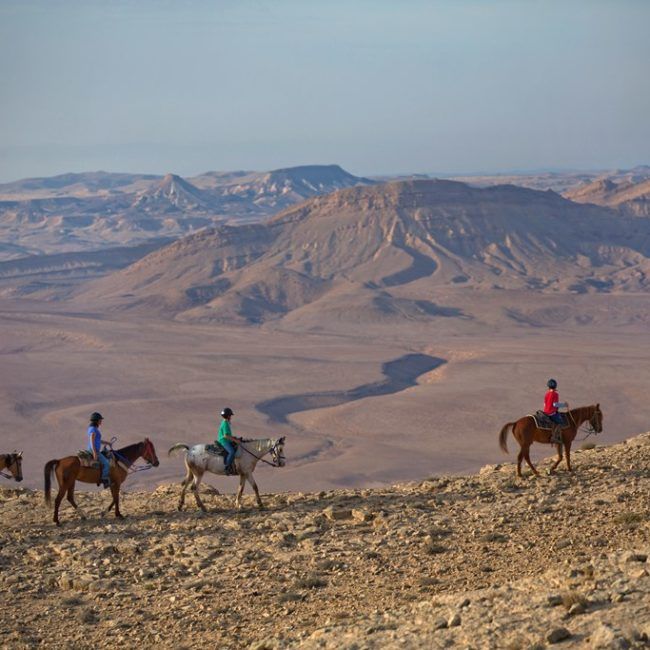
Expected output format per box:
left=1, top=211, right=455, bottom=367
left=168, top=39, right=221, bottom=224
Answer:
left=73, top=177, right=650, bottom=322
left=271, top=178, right=567, bottom=222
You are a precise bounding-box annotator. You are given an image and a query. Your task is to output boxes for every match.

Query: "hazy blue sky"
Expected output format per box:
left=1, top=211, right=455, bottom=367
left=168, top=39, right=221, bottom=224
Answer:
left=0, top=0, right=648, bottom=181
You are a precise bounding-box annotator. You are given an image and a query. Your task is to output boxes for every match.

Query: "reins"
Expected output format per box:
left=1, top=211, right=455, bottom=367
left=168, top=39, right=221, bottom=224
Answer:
left=238, top=440, right=284, bottom=468
left=105, top=439, right=155, bottom=473
left=570, top=407, right=600, bottom=441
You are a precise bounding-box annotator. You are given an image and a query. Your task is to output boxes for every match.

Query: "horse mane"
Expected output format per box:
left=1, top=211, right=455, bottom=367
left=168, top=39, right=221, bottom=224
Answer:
left=115, top=441, right=144, bottom=457
left=240, top=438, right=272, bottom=454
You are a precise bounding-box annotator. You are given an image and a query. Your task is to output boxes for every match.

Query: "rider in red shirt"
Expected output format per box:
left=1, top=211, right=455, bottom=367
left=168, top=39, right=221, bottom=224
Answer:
left=544, top=379, right=567, bottom=444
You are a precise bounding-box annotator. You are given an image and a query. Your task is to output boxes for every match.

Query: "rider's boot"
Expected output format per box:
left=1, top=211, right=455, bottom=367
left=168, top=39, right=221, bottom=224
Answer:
left=551, top=425, right=562, bottom=445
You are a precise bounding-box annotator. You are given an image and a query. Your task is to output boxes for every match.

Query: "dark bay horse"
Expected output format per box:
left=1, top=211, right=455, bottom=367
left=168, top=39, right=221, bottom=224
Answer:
left=44, top=439, right=159, bottom=525
left=1, top=452, right=23, bottom=482
left=499, top=404, right=603, bottom=477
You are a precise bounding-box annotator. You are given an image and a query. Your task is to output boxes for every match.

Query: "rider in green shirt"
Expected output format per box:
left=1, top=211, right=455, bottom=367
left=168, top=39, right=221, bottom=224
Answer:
left=217, top=407, right=237, bottom=473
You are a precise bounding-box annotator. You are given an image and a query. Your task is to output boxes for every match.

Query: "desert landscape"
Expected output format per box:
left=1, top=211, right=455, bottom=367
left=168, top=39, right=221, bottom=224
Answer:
left=2, top=171, right=650, bottom=495
left=2, top=1, right=649, bottom=646
left=1, top=433, right=648, bottom=648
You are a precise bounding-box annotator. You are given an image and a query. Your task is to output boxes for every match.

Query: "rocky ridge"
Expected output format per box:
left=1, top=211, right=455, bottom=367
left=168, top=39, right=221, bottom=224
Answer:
left=74, top=179, right=650, bottom=325
left=0, top=433, right=648, bottom=648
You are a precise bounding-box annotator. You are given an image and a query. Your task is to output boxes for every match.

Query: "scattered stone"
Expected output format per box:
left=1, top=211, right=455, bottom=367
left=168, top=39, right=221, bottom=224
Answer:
left=323, top=506, right=353, bottom=521
left=589, top=622, right=631, bottom=649
left=351, top=508, right=372, bottom=523
left=546, top=627, right=571, bottom=644
left=621, top=551, right=647, bottom=563
left=568, top=602, right=585, bottom=616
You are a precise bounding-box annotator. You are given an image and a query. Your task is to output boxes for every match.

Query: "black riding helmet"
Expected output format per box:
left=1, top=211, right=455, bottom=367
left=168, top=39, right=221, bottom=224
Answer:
left=90, top=412, right=104, bottom=424
left=221, top=407, right=234, bottom=418
left=547, top=379, right=557, bottom=389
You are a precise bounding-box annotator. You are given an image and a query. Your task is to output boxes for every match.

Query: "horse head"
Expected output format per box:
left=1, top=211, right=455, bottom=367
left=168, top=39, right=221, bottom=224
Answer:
left=271, top=436, right=286, bottom=467
left=143, top=438, right=160, bottom=467
left=5, top=452, right=23, bottom=482
left=590, top=403, right=603, bottom=434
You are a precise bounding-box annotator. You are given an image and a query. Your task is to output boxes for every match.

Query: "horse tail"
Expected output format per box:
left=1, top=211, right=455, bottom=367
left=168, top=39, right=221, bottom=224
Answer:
left=499, top=422, right=516, bottom=454
left=168, top=443, right=190, bottom=458
left=44, top=460, right=58, bottom=505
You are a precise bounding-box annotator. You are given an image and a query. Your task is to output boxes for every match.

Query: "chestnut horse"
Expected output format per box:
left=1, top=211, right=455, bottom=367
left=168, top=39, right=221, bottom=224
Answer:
left=44, top=438, right=159, bottom=525
left=1, top=452, right=23, bottom=482
left=499, top=404, right=603, bottom=477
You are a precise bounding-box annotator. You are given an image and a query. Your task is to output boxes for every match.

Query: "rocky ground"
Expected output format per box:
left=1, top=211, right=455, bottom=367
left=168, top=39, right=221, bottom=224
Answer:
left=1, top=434, right=649, bottom=649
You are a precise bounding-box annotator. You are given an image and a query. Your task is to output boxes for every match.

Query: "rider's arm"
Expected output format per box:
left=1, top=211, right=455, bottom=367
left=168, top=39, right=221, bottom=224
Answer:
left=91, top=431, right=100, bottom=459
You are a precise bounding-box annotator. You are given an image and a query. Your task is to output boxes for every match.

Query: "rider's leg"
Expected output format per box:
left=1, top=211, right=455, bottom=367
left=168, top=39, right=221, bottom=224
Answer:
left=550, top=413, right=563, bottom=444
left=222, top=440, right=235, bottom=472
left=98, top=454, right=110, bottom=486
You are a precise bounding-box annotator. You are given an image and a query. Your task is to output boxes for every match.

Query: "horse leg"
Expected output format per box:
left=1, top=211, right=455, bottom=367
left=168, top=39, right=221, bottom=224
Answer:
left=53, top=468, right=71, bottom=526
left=549, top=443, right=563, bottom=475
left=178, top=463, right=193, bottom=511
left=192, top=471, right=207, bottom=512
left=66, top=485, right=88, bottom=520
left=522, top=444, right=540, bottom=477
left=246, top=473, right=264, bottom=510
left=516, top=449, right=524, bottom=478
left=111, top=482, right=124, bottom=519
left=235, top=474, right=246, bottom=509
left=565, top=440, right=573, bottom=472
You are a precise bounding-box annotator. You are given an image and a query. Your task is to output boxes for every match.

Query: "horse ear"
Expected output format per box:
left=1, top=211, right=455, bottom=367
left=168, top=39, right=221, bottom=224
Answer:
left=279, top=436, right=286, bottom=445
left=17, top=451, right=22, bottom=458
left=596, top=403, right=600, bottom=410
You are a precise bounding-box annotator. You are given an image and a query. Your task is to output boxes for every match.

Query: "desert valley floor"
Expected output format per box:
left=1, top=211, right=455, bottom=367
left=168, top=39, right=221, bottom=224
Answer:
left=2, top=292, right=649, bottom=495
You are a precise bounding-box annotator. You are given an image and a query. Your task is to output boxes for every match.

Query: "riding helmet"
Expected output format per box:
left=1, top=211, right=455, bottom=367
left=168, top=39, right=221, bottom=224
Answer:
left=90, top=411, right=104, bottom=423
left=221, top=407, right=234, bottom=418
left=547, top=379, right=557, bottom=389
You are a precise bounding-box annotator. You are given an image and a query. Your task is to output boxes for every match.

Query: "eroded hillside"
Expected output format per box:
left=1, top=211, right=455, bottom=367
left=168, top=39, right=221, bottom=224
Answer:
left=1, top=434, right=648, bottom=648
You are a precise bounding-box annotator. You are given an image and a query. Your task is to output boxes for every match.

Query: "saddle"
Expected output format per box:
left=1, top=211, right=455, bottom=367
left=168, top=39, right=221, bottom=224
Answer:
left=205, top=442, right=242, bottom=459
left=77, top=449, right=117, bottom=469
left=530, top=411, right=569, bottom=430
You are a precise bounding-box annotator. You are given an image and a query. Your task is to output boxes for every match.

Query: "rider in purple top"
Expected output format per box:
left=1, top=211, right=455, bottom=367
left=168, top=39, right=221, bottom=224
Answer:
left=87, top=411, right=110, bottom=487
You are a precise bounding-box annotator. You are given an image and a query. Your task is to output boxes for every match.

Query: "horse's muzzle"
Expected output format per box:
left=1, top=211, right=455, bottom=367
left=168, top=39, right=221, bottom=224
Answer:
left=153, top=460, right=160, bottom=467
left=15, top=476, right=23, bottom=482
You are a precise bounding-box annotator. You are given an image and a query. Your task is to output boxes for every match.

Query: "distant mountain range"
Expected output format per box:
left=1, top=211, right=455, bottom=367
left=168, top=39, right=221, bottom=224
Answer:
left=72, top=179, right=650, bottom=326
left=0, top=165, right=373, bottom=260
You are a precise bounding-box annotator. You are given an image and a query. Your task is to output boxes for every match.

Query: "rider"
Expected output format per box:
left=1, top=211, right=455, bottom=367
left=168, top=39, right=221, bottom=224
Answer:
left=543, top=379, right=567, bottom=444
left=217, top=407, right=239, bottom=475
left=87, top=412, right=110, bottom=488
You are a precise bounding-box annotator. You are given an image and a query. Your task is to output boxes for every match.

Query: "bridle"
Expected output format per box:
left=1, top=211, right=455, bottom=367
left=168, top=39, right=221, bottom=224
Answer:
left=239, top=438, right=286, bottom=468
left=576, top=406, right=602, bottom=440
left=104, top=438, right=159, bottom=473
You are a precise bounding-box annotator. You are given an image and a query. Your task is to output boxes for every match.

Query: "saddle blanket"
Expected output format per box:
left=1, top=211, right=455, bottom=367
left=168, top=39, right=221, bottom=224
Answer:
left=76, top=450, right=126, bottom=471
left=205, top=443, right=242, bottom=459
left=528, top=411, right=569, bottom=430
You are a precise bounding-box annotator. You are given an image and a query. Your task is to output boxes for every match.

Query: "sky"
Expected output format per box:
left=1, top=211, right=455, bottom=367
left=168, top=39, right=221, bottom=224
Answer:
left=0, top=0, right=648, bottom=181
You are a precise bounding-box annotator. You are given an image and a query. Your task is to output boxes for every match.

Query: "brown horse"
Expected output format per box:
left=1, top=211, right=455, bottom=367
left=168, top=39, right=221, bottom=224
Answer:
left=44, top=438, right=159, bottom=525
left=1, top=452, right=23, bottom=482
left=499, top=404, right=603, bottom=477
